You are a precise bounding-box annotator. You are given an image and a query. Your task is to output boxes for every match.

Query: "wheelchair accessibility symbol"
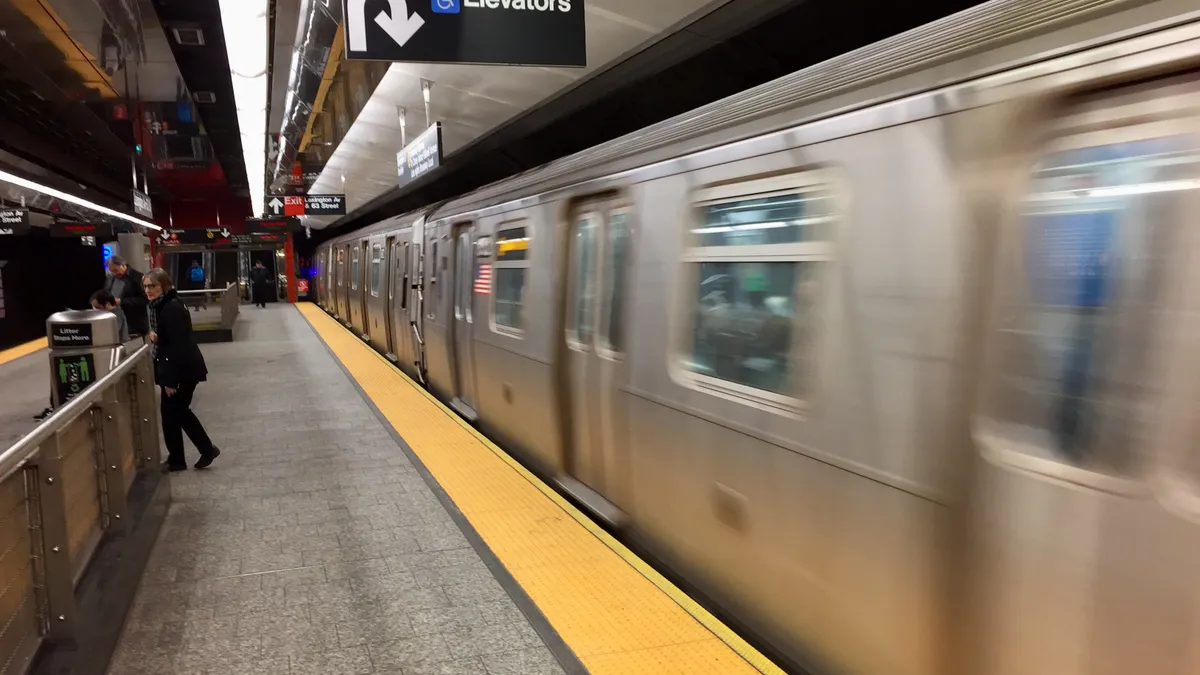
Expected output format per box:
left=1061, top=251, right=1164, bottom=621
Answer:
left=433, top=0, right=460, bottom=13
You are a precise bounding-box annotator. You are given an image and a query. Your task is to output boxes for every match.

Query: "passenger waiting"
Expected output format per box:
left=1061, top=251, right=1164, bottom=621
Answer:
left=143, top=268, right=221, bottom=472
left=105, top=255, right=149, bottom=337
left=90, top=289, right=130, bottom=342
left=250, top=261, right=270, bottom=308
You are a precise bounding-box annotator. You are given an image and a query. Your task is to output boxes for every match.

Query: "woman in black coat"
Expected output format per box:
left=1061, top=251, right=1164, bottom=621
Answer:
left=143, top=268, right=221, bottom=471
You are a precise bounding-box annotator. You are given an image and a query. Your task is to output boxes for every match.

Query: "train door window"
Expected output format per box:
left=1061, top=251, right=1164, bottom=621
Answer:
left=982, top=105, right=1200, bottom=475
left=492, top=222, right=529, bottom=335
left=336, top=248, right=345, bottom=287
left=389, top=243, right=398, bottom=302
left=598, top=210, right=631, bottom=354
left=351, top=245, right=360, bottom=291
left=682, top=173, right=834, bottom=404
left=370, top=243, right=383, bottom=297
left=401, top=243, right=410, bottom=310
left=568, top=214, right=599, bottom=346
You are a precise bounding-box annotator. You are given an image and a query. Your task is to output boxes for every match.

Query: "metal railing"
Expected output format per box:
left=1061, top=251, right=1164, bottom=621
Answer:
left=177, top=283, right=240, bottom=331
left=0, top=345, right=160, bottom=675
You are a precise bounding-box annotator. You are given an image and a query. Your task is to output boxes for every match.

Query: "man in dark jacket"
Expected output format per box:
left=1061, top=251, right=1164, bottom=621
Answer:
left=105, top=256, right=149, bottom=336
left=249, top=261, right=271, bottom=308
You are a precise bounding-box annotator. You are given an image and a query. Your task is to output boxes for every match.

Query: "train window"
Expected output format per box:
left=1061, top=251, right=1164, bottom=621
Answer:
left=493, top=223, right=529, bottom=335
left=351, top=246, right=360, bottom=291
left=336, top=248, right=345, bottom=287
left=598, top=210, right=631, bottom=354
left=370, top=244, right=383, bottom=297
left=568, top=215, right=599, bottom=346
left=985, top=129, right=1200, bottom=472
left=429, top=241, right=438, bottom=320
left=682, top=176, right=833, bottom=402
left=401, top=243, right=409, bottom=310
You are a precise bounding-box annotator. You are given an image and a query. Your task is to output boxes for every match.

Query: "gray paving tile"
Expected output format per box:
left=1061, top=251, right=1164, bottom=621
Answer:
left=405, top=658, right=490, bottom=675
left=369, top=634, right=452, bottom=671
left=109, top=307, right=559, bottom=675
left=481, top=647, right=568, bottom=675
left=289, top=645, right=374, bottom=675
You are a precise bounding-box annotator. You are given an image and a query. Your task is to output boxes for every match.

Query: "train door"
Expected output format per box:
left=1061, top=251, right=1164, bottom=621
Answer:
left=386, top=239, right=400, bottom=360
left=563, top=200, right=633, bottom=501
left=336, top=245, right=348, bottom=321
left=358, top=241, right=371, bottom=335
left=451, top=223, right=479, bottom=417
left=411, top=218, right=428, bottom=382
left=972, top=80, right=1200, bottom=675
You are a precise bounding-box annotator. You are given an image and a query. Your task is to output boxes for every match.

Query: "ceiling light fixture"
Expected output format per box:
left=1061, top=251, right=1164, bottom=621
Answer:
left=0, top=170, right=161, bottom=230
left=217, top=0, right=269, bottom=217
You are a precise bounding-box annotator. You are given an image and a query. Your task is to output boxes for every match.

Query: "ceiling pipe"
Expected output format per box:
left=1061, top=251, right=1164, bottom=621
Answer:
left=269, top=0, right=340, bottom=191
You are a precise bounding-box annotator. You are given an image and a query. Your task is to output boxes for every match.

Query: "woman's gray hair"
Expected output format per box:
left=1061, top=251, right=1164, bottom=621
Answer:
left=145, top=268, right=173, bottom=291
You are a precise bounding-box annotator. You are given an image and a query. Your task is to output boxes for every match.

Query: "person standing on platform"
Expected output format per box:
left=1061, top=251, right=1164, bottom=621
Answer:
left=250, top=260, right=271, bottom=308
left=188, top=261, right=208, bottom=311
left=105, top=256, right=148, bottom=337
left=90, top=289, right=130, bottom=342
left=143, top=268, right=221, bottom=471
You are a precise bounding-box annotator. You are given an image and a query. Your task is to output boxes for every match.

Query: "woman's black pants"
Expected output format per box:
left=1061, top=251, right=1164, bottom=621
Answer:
left=160, top=381, right=214, bottom=467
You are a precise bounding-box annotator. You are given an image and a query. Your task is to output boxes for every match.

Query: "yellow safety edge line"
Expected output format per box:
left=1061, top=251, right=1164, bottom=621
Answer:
left=0, top=338, right=47, bottom=366
left=297, top=303, right=786, bottom=675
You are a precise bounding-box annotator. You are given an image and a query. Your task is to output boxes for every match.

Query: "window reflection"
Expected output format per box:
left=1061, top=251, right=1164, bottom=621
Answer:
left=570, top=218, right=598, bottom=344
left=695, top=194, right=830, bottom=247
left=495, top=268, right=525, bottom=330
left=993, top=134, right=1199, bottom=469
left=686, top=262, right=811, bottom=396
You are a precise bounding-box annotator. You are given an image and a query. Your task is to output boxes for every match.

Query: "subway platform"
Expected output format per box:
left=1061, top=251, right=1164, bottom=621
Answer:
left=99, top=305, right=782, bottom=675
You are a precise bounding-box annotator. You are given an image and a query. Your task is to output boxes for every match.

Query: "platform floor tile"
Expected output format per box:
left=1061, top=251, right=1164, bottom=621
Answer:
left=108, top=306, right=570, bottom=675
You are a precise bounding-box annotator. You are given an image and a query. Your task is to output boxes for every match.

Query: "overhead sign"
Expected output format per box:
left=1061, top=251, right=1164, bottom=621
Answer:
left=245, top=218, right=296, bottom=234
left=132, top=190, right=153, bottom=219
left=397, top=123, right=442, bottom=188
left=50, top=222, right=113, bottom=239
left=157, top=228, right=237, bottom=246
left=0, top=208, right=29, bottom=235
left=266, top=195, right=347, bottom=217
left=304, top=195, right=347, bottom=216
left=342, top=0, right=585, bottom=67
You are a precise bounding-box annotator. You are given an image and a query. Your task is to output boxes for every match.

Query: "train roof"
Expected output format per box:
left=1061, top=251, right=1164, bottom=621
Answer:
left=322, top=0, right=1183, bottom=245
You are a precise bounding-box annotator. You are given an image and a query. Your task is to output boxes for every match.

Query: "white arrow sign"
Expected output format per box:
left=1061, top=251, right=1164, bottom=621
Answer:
left=348, top=0, right=424, bottom=52
left=267, top=197, right=283, bottom=215
left=220, top=228, right=231, bottom=238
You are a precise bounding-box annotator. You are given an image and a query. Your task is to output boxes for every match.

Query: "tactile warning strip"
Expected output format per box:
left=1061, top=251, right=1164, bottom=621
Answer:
left=298, top=303, right=785, bottom=675
left=0, top=338, right=46, bottom=367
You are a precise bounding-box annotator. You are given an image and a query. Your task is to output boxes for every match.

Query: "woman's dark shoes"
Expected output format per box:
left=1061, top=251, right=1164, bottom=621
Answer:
left=194, top=447, right=221, bottom=470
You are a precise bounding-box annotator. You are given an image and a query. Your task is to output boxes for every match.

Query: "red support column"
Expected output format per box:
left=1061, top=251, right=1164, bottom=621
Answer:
left=284, top=233, right=297, bottom=303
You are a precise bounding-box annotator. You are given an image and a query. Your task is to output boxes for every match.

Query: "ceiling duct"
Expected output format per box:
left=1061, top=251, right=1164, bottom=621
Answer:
left=269, top=0, right=340, bottom=190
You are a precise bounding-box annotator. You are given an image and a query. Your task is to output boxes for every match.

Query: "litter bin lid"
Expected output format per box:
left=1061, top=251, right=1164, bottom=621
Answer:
left=46, top=309, right=120, bottom=349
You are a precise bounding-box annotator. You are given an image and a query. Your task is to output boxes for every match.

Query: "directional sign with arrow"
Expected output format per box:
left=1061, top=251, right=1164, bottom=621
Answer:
left=341, top=0, right=585, bottom=67
left=267, top=197, right=285, bottom=217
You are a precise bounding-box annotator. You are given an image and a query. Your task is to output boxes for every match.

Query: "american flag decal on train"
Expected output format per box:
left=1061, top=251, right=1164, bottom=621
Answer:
left=474, top=263, right=492, bottom=295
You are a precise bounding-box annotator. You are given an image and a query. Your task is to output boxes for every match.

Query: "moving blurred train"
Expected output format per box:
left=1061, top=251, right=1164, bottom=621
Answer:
left=315, top=1, right=1200, bottom=672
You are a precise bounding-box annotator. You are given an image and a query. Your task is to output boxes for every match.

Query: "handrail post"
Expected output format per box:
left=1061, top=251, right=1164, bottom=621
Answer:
left=35, top=432, right=78, bottom=642
left=132, top=356, right=160, bottom=469
left=97, top=386, right=131, bottom=533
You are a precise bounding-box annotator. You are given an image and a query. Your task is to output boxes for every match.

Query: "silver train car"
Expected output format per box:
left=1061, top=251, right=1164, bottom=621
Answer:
left=315, top=1, right=1200, bottom=672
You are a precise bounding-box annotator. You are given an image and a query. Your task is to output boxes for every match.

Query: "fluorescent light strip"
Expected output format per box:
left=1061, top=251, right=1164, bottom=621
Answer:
left=218, top=0, right=269, bottom=217
left=0, top=169, right=160, bottom=230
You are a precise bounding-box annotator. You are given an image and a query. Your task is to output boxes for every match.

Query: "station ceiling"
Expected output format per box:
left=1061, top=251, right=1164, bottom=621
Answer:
left=0, top=0, right=987, bottom=237
left=301, top=0, right=727, bottom=228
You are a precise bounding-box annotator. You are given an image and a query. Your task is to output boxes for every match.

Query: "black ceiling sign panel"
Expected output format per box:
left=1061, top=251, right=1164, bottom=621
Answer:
left=342, top=0, right=586, bottom=66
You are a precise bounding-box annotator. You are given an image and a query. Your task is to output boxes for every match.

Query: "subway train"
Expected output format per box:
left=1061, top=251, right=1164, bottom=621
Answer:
left=314, top=1, right=1200, bottom=673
